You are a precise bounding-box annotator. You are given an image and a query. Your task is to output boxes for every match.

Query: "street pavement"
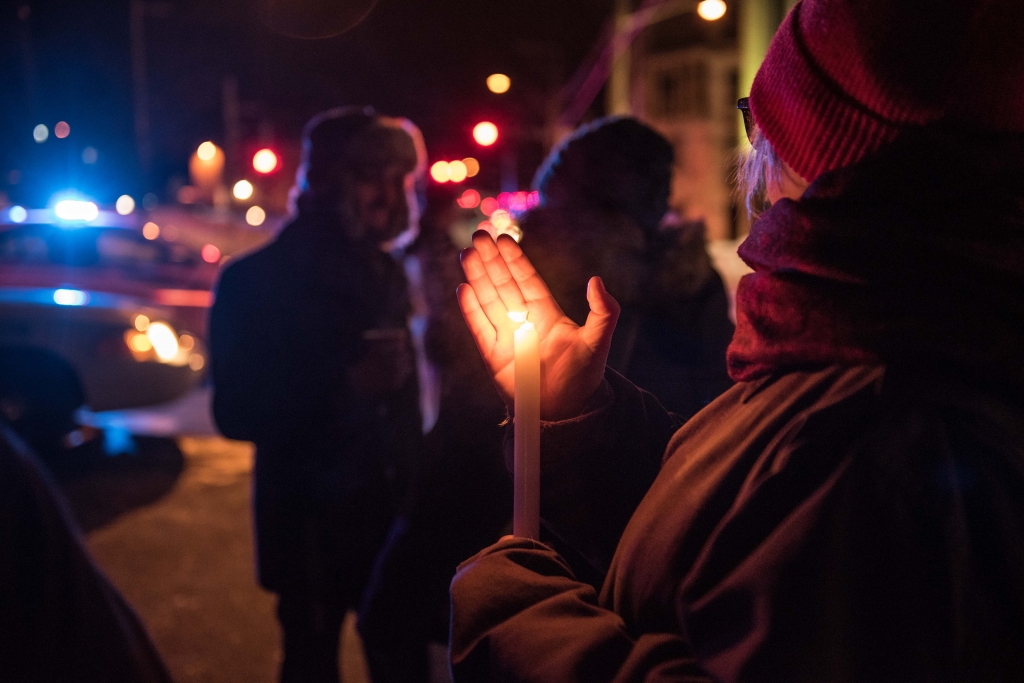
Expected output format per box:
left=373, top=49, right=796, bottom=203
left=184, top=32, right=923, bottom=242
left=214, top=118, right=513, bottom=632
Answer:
left=62, top=391, right=372, bottom=683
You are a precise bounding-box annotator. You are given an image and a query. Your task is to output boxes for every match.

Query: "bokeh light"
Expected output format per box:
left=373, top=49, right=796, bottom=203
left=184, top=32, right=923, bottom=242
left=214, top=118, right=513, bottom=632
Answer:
left=116, top=195, right=136, bottom=215
left=233, top=179, right=254, bottom=200
left=142, top=222, right=160, bottom=240
left=54, top=121, right=70, bottom=138
left=448, top=159, right=468, bottom=183
left=33, top=124, right=48, bottom=143
left=697, top=0, right=727, bottom=21
left=134, top=314, right=150, bottom=331
left=430, top=161, right=450, bottom=183
left=246, top=205, right=266, bottom=226
left=146, top=322, right=179, bottom=361
left=82, top=147, right=98, bottom=164
left=486, top=73, right=511, bottom=94
left=8, top=206, right=27, bottom=223
left=463, top=158, right=480, bottom=177
left=457, top=189, right=481, bottom=209
left=480, top=197, right=498, bottom=216
left=201, top=243, right=222, bottom=263
left=197, top=141, right=218, bottom=161
left=473, top=122, right=499, bottom=146
left=252, top=148, right=279, bottom=174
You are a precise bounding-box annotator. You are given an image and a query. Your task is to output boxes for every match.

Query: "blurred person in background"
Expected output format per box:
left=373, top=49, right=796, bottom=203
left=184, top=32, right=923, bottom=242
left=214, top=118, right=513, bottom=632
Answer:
left=210, top=107, right=424, bottom=683
left=0, top=425, right=171, bottom=683
left=448, top=0, right=1024, bottom=680
left=359, top=183, right=512, bottom=683
left=520, top=117, right=733, bottom=422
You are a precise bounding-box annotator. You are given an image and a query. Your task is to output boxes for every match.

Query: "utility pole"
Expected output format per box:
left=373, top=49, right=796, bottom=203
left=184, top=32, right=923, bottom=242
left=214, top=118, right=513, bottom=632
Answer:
left=607, top=0, right=634, bottom=116
left=130, top=1, right=152, bottom=173
left=737, top=0, right=796, bottom=145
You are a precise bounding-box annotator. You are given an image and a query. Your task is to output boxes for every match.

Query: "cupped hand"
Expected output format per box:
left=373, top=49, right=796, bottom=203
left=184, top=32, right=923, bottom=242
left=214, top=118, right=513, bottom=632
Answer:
left=457, top=230, right=620, bottom=421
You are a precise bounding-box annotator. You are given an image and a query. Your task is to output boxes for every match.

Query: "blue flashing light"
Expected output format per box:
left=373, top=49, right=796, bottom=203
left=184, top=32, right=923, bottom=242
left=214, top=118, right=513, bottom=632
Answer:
left=8, top=206, right=27, bottom=223
left=53, top=289, right=90, bottom=306
left=54, top=199, right=99, bottom=223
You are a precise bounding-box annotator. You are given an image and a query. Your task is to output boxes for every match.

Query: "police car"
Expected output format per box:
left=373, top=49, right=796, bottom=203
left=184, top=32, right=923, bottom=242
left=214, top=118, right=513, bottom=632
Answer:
left=0, top=199, right=216, bottom=452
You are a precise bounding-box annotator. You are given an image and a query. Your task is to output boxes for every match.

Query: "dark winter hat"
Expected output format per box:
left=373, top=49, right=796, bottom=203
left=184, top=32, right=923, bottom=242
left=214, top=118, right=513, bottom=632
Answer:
left=533, top=117, right=674, bottom=235
left=301, top=106, right=419, bottom=185
left=749, top=0, right=1024, bottom=182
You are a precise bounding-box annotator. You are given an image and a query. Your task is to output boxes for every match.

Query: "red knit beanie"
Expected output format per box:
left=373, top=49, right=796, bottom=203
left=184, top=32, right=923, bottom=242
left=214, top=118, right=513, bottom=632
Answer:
left=749, top=0, right=1024, bottom=182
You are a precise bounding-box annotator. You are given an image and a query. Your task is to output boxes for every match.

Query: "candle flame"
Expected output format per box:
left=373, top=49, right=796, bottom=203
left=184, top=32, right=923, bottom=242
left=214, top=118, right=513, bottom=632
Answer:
left=507, top=310, right=528, bottom=324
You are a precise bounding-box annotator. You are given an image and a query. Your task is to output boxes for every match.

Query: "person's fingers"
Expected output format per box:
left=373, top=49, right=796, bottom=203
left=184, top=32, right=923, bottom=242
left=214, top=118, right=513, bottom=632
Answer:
left=460, top=246, right=511, bottom=331
left=473, top=231, right=528, bottom=315
left=494, top=234, right=565, bottom=321
left=456, top=283, right=496, bottom=355
left=580, top=276, right=621, bottom=353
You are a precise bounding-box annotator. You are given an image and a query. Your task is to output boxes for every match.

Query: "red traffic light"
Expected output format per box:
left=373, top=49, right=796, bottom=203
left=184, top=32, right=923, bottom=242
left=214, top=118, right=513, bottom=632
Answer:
left=252, top=148, right=279, bottom=174
left=473, top=122, right=499, bottom=146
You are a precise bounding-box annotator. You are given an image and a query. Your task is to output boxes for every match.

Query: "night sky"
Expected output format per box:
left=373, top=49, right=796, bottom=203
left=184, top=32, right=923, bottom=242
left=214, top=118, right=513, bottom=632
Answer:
left=0, top=0, right=614, bottom=208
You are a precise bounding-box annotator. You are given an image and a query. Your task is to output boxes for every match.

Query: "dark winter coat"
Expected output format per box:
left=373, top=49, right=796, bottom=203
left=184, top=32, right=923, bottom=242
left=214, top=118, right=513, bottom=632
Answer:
left=210, top=211, right=421, bottom=598
left=520, top=207, right=734, bottom=419
left=0, top=427, right=171, bottom=683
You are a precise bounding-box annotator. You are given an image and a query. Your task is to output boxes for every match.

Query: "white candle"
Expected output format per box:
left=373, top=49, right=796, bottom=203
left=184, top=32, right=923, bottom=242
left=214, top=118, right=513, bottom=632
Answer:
left=509, top=311, right=540, bottom=540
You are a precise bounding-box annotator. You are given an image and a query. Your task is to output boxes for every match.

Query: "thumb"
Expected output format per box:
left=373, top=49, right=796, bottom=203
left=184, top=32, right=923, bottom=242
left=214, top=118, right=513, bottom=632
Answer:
left=580, top=276, right=620, bottom=353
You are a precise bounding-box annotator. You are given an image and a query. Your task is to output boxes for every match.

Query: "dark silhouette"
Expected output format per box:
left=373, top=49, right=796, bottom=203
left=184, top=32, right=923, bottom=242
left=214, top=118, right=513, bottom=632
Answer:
left=210, top=107, right=424, bottom=683
left=358, top=186, right=512, bottom=683
left=521, top=117, right=734, bottom=420
left=0, top=426, right=171, bottom=683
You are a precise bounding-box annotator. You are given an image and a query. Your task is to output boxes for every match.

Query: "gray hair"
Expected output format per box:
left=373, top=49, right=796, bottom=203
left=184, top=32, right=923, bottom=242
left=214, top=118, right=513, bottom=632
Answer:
left=736, top=128, right=784, bottom=217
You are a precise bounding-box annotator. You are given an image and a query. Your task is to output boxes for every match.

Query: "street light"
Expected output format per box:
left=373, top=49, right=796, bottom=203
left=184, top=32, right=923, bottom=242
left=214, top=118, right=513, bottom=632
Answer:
left=473, top=121, right=499, bottom=146
left=253, top=148, right=279, bottom=174
left=697, top=0, right=727, bottom=21
left=486, top=73, right=511, bottom=94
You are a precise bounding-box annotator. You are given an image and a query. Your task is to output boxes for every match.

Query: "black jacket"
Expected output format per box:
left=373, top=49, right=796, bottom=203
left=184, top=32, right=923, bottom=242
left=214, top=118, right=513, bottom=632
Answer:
left=210, top=212, right=421, bottom=594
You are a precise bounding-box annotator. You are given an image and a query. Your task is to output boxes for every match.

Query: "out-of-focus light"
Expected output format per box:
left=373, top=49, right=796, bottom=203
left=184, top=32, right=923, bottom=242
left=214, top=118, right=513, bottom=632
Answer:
left=528, top=190, right=540, bottom=208
left=246, top=205, right=266, bottom=226
left=510, top=192, right=528, bottom=212
left=463, top=158, right=480, bottom=177
left=126, top=330, right=153, bottom=353
left=133, top=314, right=150, bottom=331
left=491, top=209, right=512, bottom=231
left=448, top=159, right=468, bottom=183
left=142, top=193, right=158, bottom=209
left=697, top=0, right=727, bottom=21
left=232, top=179, right=254, bottom=200
left=197, top=141, right=218, bottom=161
left=142, top=222, right=160, bottom=240
left=201, top=243, right=221, bottom=263
left=177, top=186, right=198, bottom=204
left=457, top=189, right=481, bottom=209
left=146, top=322, right=179, bottom=361
left=54, top=288, right=88, bottom=306
left=8, top=206, right=27, bottom=223
left=55, top=200, right=99, bottom=222
left=82, top=147, right=98, bottom=164
left=189, top=354, right=205, bottom=371
left=480, top=197, right=498, bottom=216
left=473, top=122, right=499, bottom=146
left=33, top=124, right=48, bottom=143
left=497, top=192, right=511, bottom=210
left=430, top=161, right=450, bottom=183
left=115, top=195, right=136, bottom=215
left=55, top=121, right=70, bottom=138
left=252, top=148, right=279, bottom=174
left=477, top=220, right=496, bottom=237
left=179, top=334, right=195, bottom=351
left=486, top=73, right=511, bottom=94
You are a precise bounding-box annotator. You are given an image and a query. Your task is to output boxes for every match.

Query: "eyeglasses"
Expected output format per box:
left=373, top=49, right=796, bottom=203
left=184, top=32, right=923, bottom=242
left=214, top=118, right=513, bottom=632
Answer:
left=737, top=97, right=753, bottom=143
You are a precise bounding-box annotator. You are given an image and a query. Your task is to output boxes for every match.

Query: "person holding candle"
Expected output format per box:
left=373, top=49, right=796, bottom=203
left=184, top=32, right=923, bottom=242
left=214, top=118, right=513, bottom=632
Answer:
left=448, top=0, right=1024, bottom=680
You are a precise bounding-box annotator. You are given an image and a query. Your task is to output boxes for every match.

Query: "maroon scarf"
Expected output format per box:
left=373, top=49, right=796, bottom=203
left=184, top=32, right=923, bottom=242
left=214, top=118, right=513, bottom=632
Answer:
left=727, top=127, right=1024, bottom=387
